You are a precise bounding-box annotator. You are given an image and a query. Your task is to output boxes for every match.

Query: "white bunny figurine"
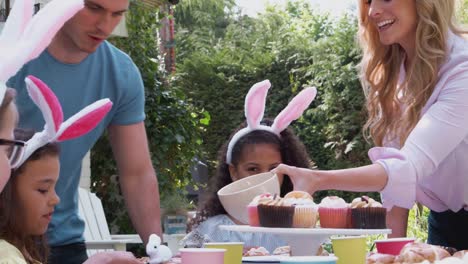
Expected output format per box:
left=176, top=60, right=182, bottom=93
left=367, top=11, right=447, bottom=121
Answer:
left=146, top=234, right=173, bottom=264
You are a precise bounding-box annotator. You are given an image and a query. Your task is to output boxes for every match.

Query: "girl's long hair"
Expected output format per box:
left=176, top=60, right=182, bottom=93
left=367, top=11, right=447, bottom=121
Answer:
left=0, top=129, right=60, bottom=264
left=188, top=119, right=312, bottom=230
left=358, top=0, right=466, bottom=146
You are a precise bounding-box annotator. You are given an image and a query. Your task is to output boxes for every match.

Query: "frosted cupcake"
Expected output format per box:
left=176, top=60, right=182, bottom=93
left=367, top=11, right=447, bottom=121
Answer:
left=257, top=195, right=295, bottom=228
left=350, top=196, right=386, bottom=229
left=244, top=247, right=270, bottom=256
left=247, top=193, right=274, bottom=227
left=283, top=191, right=318, bottom=228
left=318, top=196, right=350, bottom=228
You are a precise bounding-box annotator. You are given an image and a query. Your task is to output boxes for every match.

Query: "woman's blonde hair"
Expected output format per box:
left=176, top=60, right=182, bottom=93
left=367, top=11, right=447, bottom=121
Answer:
left=358, top=0, right=467, bottom=146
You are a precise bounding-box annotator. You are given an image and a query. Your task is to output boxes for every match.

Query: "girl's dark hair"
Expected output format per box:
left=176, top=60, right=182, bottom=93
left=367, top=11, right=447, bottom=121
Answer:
left=0, top=88, right=16, bottom=131
left=189, top=119, right=312, bottom=230
left=0, top=128, right=60, bottom=263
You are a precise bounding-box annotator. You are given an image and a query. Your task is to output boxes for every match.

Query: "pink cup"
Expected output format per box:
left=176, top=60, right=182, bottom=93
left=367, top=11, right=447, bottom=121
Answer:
left=375, top=237, right=415, bottom=255
left=179, top=248, right=226, bottom=264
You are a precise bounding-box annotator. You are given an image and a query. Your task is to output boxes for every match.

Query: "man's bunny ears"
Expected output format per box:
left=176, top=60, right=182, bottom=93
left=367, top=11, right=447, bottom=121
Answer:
left=226, top=80, right=317, bottom=164
left=0, top=0, right=84, bottom=103
left=14, top=75, right=112, bottom=168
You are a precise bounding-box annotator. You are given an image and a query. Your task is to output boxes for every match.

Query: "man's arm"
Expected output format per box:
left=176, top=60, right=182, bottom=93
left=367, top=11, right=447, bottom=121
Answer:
left=108, top=122, right=162, bottom=244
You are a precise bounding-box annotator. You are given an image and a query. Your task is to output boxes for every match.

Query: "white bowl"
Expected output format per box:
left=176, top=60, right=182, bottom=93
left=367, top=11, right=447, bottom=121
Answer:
left=217, top=172, right=280, bottom=224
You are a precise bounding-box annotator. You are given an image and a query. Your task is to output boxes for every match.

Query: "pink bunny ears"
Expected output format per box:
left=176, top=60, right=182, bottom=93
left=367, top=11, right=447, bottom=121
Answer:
left=13, top=75, right=112, bottom=168
left=226, top=80, right=317, bottom=164
left=0, top=0, right=84, bottom=103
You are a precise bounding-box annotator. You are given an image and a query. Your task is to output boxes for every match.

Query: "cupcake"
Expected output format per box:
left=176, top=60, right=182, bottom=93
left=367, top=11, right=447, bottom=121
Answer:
left=350, top=196, right=387, bottom=229
left=283, top=191, right=318, bottom=228
left=244, top=247, right=270, bottom=256
left=247, top=193, right=274, bottom=227
left=318, top=196, right=350, bottom=228
left=272, top=246, right=291, bottom=256
left=257, top=195, right=295, bottom=228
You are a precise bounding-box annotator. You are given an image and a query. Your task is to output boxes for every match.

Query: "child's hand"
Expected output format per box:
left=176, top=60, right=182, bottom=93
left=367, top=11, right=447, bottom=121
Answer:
left=84, top=251, right=141, bottom=264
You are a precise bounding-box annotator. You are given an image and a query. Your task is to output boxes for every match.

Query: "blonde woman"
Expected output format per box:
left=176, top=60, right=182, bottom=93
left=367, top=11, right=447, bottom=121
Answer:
left=273, top=0, right=468, bottom=250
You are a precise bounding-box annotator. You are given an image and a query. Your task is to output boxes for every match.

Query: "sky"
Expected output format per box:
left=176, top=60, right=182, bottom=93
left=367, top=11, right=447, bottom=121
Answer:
left=235, top=0, right=356, bottom=17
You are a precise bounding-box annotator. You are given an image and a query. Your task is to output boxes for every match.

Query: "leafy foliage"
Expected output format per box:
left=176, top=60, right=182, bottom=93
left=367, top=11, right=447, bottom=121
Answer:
left=407, top=205, right=430, bottom=243
left=90, top=2, right=207, bottom=235
left=457, top=0, right=468, bottom=23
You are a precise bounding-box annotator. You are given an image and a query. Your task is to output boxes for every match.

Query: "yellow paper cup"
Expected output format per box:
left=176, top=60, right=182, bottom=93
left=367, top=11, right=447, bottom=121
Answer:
left=331, top=236, right=366, bottom=264
left=204, top=242, right=244, bottom=264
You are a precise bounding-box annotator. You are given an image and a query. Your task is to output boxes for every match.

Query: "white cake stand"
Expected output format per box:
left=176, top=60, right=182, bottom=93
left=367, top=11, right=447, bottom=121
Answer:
left=219, top=225, right=391, bottom=256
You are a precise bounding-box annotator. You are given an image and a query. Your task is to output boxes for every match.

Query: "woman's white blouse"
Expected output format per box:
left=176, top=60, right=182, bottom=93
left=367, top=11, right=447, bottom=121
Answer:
left=370, top=31, right=468, bottom=212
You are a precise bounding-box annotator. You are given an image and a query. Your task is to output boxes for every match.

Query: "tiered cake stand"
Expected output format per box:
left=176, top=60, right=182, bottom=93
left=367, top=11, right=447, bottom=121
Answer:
left=220, top=225, right=391, bottom=256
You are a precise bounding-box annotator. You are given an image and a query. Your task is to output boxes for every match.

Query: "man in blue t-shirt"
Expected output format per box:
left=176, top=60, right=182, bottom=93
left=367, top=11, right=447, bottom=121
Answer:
left=8, top=0, right=162, bottom=263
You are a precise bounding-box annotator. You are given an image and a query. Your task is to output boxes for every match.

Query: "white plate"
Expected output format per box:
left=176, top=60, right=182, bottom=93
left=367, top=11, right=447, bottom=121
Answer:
left=221, top=225, right=391, bottom=236
left=242, top=256, right=338, bottom=263
left=222, top=225, right=391, bottom=256
left=242, top=256, right=281, bottom=263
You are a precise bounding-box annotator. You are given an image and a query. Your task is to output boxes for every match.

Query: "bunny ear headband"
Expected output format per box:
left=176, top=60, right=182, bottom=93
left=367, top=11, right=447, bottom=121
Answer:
left=13, top=75, right=113, bottom=168
left=0, top=0, right=84, bottom=103
left=226, top=80, right=317, bottom=164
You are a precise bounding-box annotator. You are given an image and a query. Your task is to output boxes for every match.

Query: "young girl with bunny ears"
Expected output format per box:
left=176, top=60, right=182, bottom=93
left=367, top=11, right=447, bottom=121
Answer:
left=184, top=80, right=316, bottom=252
left=0, top=77, right=142, bottom=264
left=0, top=128, right=61, bottom=263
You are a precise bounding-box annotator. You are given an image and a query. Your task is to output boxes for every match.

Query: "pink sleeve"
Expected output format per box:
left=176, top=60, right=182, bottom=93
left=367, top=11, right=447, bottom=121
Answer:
left=369, top=64, right=468, bottom=210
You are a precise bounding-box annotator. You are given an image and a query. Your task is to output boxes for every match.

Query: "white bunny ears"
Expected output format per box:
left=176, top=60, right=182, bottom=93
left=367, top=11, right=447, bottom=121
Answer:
left=226, top=80, right=317, bottom=164
left=14, top=75, right=113, bottom=168
left=0, top=0, right=84, bottom=103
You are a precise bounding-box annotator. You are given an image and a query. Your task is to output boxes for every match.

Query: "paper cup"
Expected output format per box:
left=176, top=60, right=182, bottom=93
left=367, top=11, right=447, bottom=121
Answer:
left=179, top=248, right=226, bottom=264
left=331, top=236, right=366, bottom=264
left=375, top=237, right=415, bottom=255
left=205, top=242, right=244, bottom=264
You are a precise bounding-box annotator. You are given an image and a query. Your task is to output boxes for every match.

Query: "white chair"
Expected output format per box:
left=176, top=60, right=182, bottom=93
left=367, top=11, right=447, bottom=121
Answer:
left=78, top=187, right=142, bottom=256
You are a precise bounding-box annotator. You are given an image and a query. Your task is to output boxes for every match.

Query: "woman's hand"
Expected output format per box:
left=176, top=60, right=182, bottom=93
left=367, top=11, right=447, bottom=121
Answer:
left=272, top=163, right=388, bottom=195
left=84, top=252, right=142, bottom=264
left=272, top=164, right=322, bottom=194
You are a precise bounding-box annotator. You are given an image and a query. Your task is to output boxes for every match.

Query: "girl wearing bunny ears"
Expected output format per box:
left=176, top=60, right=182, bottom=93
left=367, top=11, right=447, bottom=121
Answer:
left=186, top=80, right=315, bottom=252
left=0, top=76, right=143, bottom=264
left=0, top=128, right=60, bottom=263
